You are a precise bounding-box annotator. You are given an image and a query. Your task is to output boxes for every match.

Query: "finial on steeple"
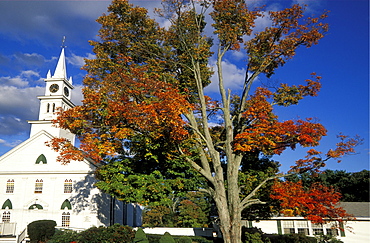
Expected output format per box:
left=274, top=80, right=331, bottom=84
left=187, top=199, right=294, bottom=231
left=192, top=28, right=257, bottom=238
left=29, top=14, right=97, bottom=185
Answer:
left=61, top=36, right=67, bottom=48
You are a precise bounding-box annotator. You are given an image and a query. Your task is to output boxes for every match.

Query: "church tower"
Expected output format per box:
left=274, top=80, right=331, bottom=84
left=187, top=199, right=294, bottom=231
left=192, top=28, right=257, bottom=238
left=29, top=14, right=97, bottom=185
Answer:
left=28, top=47, right=75, bottom=144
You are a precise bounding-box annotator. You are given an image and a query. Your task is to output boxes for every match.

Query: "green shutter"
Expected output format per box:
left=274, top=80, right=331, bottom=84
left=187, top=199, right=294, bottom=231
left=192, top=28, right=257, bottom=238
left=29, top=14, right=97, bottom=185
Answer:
left=61, top=199, right=72, bottom=210
left=339, top=221, right=346, bottom=237
left=277, top=220, right=282, bottom=235
left=36, top=154, right=47, bottom=164
left=2, top=199, right=12, bottom=209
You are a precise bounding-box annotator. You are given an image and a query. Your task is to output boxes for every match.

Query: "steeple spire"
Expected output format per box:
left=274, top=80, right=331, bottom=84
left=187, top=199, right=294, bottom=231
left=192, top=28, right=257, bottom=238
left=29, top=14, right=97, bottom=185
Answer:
left=52, top=47, right=67, bottom=79
left=28, top=41, right=75, bottom=142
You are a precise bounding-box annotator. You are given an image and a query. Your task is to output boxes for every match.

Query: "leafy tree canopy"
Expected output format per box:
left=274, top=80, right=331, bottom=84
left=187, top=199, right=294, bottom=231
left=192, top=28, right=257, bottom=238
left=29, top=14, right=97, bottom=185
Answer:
left=49, top=1, right=362, bottom=242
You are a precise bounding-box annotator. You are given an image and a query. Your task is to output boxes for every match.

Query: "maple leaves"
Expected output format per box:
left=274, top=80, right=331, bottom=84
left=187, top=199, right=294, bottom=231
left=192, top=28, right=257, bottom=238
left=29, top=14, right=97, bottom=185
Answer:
left=247, top=5, right=329, bottom=77
left=271, top=180, right=352, bottom=224
left=273, top=73, right=322, bottom=106
left=233, top=86, right=327, bottom=156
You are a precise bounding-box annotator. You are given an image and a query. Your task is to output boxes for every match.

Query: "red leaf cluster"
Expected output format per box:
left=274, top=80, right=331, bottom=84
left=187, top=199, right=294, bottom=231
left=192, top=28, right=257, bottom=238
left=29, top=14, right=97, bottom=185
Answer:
left=271, top=180, right=352, bottom=224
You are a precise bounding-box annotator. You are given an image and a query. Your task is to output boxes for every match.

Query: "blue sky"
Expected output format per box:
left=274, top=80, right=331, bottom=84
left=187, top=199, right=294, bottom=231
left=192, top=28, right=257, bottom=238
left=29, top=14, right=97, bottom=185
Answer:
left=0, top=0, right=368, bottom=173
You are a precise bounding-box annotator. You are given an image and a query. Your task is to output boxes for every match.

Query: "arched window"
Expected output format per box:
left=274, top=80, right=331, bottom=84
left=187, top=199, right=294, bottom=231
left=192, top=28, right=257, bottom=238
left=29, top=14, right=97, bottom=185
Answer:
left=2, top=211, right=10, bottom=223
left=62, top=212, right=70, bottom=227
left=35, top=179, right=43, bottom=193
left=60, top=199, right=72, bottom=210
left=28, top=204, right=43, bottom=210
left=47, top=103, right=50, bottom=113
left=35, top=154, right=47, bottom=164
left=6, top=179, right=14, bottom=193
left=64, top=179, right=72, bottom=193
left=52, top=103, right=56, bottom=112
left=1, top=199, right=12, bottom=210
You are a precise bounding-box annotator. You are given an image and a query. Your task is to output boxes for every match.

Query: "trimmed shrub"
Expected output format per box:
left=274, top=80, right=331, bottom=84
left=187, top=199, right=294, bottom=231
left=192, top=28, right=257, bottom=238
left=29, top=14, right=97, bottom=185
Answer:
left=48, top=229, right=79, bottom=243
left=146, top=233, right=213, bottom=243
left=267, top=233, right=317, bottom=243
left=242, top=227, right=271, bottom=243
left=134, top=228, right=149, bottom=243
left=159, top=232, right=176, bottom=243
left=177, top=236, right=192, bottom=243
left=27, top=220, right=57, bottom=243
left=76, top=224, right=134, bottom=243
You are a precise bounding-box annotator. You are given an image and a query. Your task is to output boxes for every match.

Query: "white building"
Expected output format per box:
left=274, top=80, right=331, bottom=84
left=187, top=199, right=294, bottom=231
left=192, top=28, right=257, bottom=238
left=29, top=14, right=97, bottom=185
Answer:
left=246, top=202, right=370, bottom=243
left=0, top=48, right=141, bottom=242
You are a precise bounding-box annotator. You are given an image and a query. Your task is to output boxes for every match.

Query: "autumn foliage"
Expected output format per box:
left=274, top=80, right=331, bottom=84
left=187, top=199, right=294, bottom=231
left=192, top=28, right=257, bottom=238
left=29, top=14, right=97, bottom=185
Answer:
left=271, top=180, right=352, bottom=224
left=48, top=1, right=362, bottom=243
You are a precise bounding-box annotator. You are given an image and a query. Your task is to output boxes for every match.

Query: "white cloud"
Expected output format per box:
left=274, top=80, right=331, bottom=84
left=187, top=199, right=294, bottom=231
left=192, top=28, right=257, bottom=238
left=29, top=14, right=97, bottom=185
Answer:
left=71, top=85, right=84, bottom=106
left=0, top=70, right=42, bottom=87
left=292, top=0, right=324, bottom=14
left=67, top=53, right=95, bottom=68
left=20, top=70, right=40, bottom=78
left=205, top=60, right=246, bottom=94
left=0, top=138, right=22, bottom=148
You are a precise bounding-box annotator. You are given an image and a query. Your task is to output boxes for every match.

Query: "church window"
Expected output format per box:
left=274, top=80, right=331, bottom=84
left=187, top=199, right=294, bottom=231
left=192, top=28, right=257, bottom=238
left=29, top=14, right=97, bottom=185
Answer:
left=28, top=204, right=43, bottom=210
left=2, top=211, right=10, bottom=223
left=35, top=179, right=43, bottom=193
left=6, top=179, right=14, bottom=193
left=36, top=154, right=47, bottom=164
left=62, top=212, right=70, bottom=227
left=1, top=199, right=12, bottom=210
left=47, top=103, right=50, bottom=113
left=52, top=103, right=56, bottom=112
left=60, top=199, right=72, bottom=210
left=64, top=179, right=72, bottom=193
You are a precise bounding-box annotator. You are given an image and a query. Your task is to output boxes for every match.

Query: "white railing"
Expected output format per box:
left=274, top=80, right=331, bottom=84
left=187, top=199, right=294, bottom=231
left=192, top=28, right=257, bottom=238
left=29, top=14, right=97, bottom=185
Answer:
left=0, top=222, right=16, bottom=236
left=17, top=228, right=26, bottom=243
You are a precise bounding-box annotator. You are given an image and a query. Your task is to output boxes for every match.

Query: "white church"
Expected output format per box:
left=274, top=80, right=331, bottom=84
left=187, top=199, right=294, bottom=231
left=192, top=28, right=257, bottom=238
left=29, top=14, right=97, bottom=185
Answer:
left=0, top=47, right=141, bottom=242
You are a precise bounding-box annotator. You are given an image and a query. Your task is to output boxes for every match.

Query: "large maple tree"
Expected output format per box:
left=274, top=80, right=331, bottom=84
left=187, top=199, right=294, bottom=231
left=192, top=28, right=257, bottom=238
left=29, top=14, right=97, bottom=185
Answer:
left=49, top=1, right=361, bottom=243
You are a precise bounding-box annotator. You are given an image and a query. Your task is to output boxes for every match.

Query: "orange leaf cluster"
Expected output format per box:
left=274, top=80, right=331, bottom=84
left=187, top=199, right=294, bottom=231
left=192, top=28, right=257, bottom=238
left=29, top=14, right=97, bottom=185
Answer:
left=326, top=134, right=362, bottom=161
left=247, top=5, right=329, bottom=77
left=290, top=135, right=362, bottom=173
left=53, top=57, right=192, bottom=164
left=234, top=87, right=327, bottom=155
left=273, top=73, right=322, bottom=106
left=271, top=180, right=351, bottom=224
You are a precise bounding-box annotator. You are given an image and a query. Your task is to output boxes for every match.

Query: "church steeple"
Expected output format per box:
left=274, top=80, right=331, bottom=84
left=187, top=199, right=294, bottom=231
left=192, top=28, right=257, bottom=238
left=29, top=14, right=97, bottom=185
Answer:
left=52, top=47, right=67, bottom=79
left=28, top=45, right=75, bottom=144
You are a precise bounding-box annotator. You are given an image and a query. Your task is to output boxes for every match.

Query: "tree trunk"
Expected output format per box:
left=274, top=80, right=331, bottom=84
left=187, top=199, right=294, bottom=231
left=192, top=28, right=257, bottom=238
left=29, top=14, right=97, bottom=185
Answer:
left=217, top=203, right=242, bottom=243
left=214, top=179, right=243, bottom=243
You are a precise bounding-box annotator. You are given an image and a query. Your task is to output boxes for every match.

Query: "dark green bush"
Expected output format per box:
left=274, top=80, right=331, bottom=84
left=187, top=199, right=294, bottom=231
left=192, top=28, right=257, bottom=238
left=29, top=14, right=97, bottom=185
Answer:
left=159, top=232, right=176, bottom=243
left=76, top=224, right=134, bottom=243
left=28, top=220, right=56, bottom=243
left=48, top=229, right=79, bottom=243
left=177, top=236, right=192, bottom=243
left=267, top=234, right=317, bottom=243
left=134, top=228, right=149, bottom=243
left=147, top=234, right=212, bottom=243
left=48, top=224, right=134, bottom=243
left=242, top=227, right=271, bottom=243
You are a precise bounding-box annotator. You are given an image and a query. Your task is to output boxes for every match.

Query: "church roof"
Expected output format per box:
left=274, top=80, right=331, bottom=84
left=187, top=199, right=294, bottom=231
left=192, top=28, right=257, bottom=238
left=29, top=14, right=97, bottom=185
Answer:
left=0, top=130, right=98, bottom=173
